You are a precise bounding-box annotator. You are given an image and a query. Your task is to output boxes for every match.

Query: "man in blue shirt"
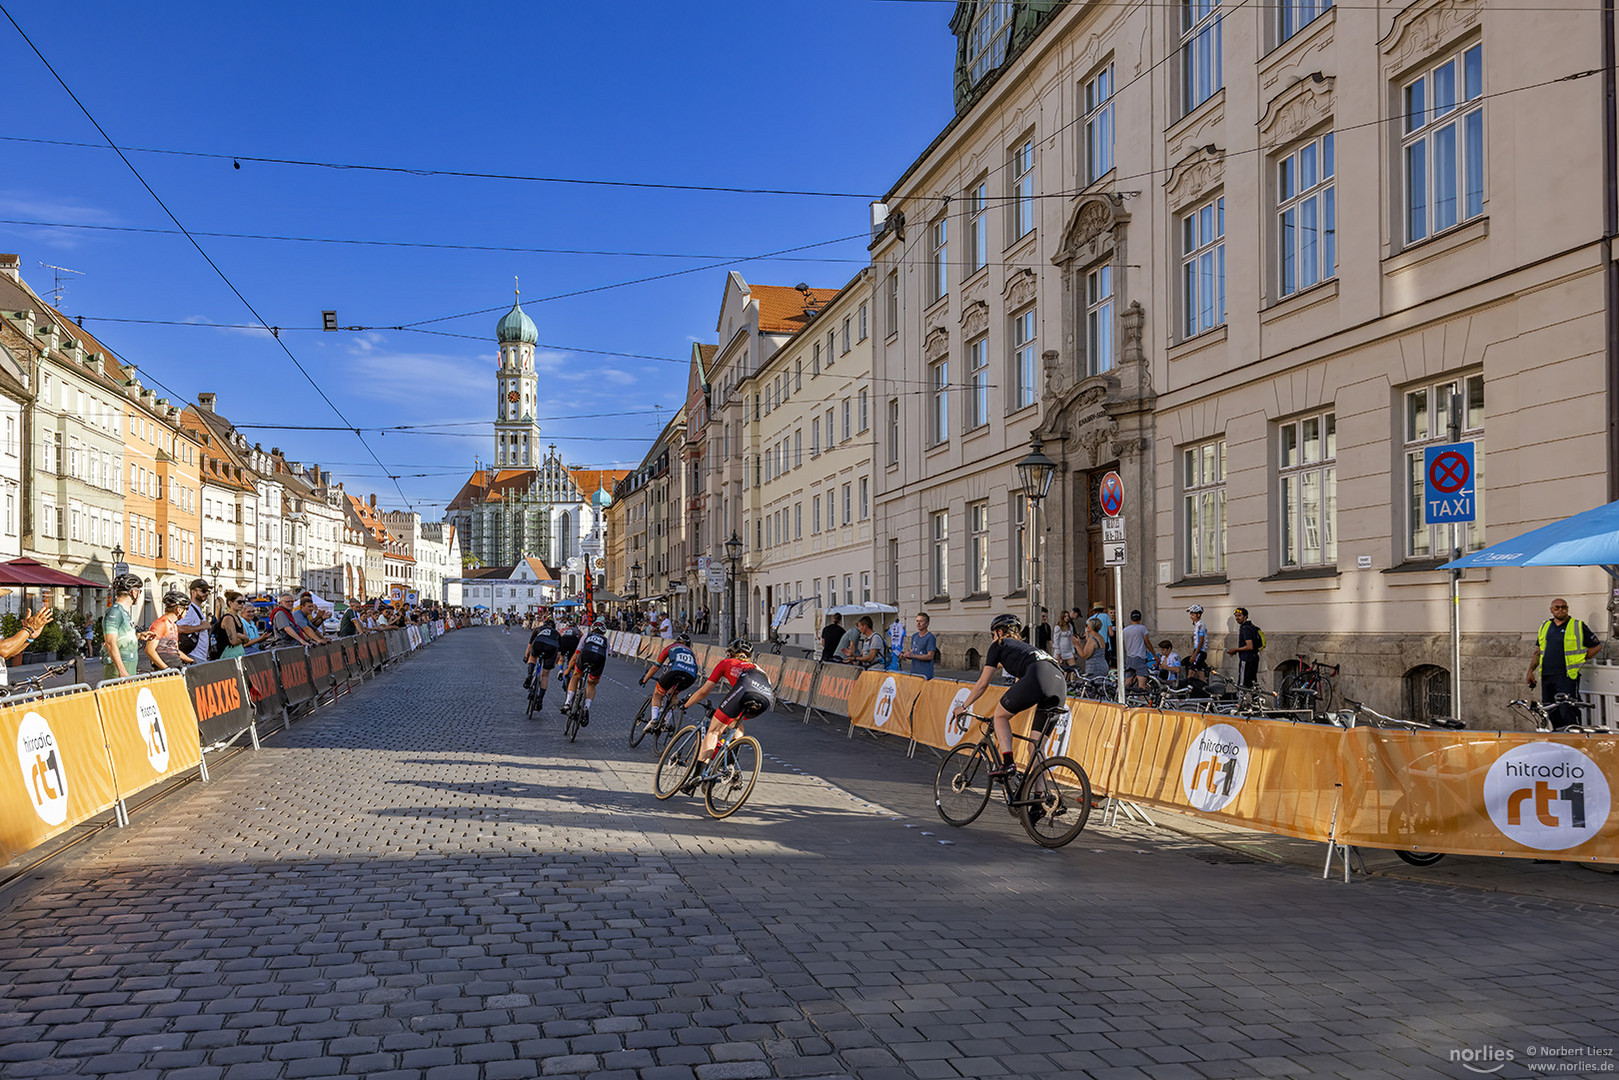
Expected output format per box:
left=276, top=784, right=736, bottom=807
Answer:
left=902, top=612, right=938, bottom=680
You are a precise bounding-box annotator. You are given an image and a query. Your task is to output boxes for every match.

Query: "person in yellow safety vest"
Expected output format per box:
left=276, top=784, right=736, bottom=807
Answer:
left=1527, top=598, right=1602, bottom=729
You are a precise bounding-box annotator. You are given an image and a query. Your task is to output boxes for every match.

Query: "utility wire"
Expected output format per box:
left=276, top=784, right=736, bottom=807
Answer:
left=0, top=2, right=418, bottom=512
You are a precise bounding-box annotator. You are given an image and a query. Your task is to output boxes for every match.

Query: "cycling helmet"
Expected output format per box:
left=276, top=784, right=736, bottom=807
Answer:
left=727, top=637, right=754, bottom=658
left=989, top=613, right=1021, bottom=635
left=678, top=632, right=692, bottom=644
left=1186, top=604, right=1204, bottom=615
left=113, top=572, right=145, bottom=597
left=162, top=589, right=188, bottom=609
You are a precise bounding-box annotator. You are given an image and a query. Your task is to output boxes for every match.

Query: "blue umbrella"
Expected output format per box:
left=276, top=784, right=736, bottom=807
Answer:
left=1442, top=499, right=1619, bottom=580
left=552, top=598, right=582, bottom=607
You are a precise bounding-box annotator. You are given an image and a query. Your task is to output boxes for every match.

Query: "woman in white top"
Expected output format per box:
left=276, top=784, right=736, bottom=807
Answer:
left=1053, top=611, right=1077, bottom=673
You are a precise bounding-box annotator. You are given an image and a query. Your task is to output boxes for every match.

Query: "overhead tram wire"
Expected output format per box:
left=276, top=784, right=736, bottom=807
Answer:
left=0, top=2, right=418, bottom=513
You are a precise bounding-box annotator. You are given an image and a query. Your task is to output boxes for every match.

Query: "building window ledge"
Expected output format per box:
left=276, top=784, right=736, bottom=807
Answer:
left=1167, top=574, right=1229, bottom=591
left=1167, top=324, right=1228, bottom=363
left=963, top=422, right=991, bottom=443
left=1168, top=87, right=1225, bottom=140
left=1382, top=558, right=1448, bottom=574
left=926, top=595, right=951, bottom=606
left=926, top=439, right=951, bottom=456
left=1384, top=218, right=1489, bottom=277
left=1259, top=566, right=1341, bottom=590
left=962, top=591, right=992, bottom=603
left=1261, top=278, right=1338, bottom=324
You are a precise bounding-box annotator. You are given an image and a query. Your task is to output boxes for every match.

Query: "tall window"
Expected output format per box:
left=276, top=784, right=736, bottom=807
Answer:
left=1086, top=265, right=1114, bottom=376
left=1402, top=44, right=1485, bottom=245
left=970, top=501, right=990, bottom=595
left=887, top=399, right=901, bottom=465
left=812, top=342, right=821, bottom=376
left=1011, top=307, right=1037, bottom=409
left=811, top=417, right=820, bottom=455
left=967, top=0, right=1011, bottom=83
left=794, top=428, right=802, bottom=467
left=813, top=494, right=822, bottom=533
left=1010, top=139, right=1036, bottom=240
left=1183, top=439, right=1227, bottom=576
left=1405, top=374, right=1486, bottom=557
left=1083, top=64, right=1115, bottom=184
left=1280, top=0, right=1331, bottom=42
left=929, top=358, right=949, bottom=445
left=858, top=389, right=869, bottom=433
left=859, top=478, right=869, bottom=520
left=858, top=303, right=868, bottom=341
left=929, top=216, right=949, bottom=304
left=930, top=510, right=950, bottom=598
left=885, top=270, right=899, bottom=336
left=968, top=336, right=990, bottom=429
left=827, top=331, right=836, bottom=367
left=1278, top=132, right=1336, bottom=298
left=967, top=180, right=989, bottom=276
left=1182, top=196, right=1226, bottom=337
left=795, top=359, right=803, bottom=392
left=842, top=399, right=851, bottom=442
left=842, top=483, right=852, bottom=526
left=1010, top=495, right=1027, bottom=591
left=888, top=539, right=900, bottom=605
left=1279, top=412, right=1337, bottom=568
left=1182, top=0, right=1224, bottom=115
left=841, top=318, right=851, bottom=354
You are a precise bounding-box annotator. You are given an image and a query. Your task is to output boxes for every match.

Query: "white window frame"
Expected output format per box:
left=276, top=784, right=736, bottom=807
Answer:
left=1404, top=374, right=1486, bottom=558
left=1278, top=411, right=1337, bottom=569
left=1401, top=43, right=1485, bottom=246
left=1277, top=132, right=1337, bottom=298
left=967, top=335, right=990, bottom=430
left=928, top=215, right=949, bottom=305
left=1181, top=195, right=1226, bottom=338
left=1280, top=0, right=1331, bottom=43
left=967, top=179, right=989, bottom=276
left=1082, top=63, right=1115, bottom=185
left=1085, top=264, right=1114, bottom=377
left=930, top=510, right=950, bottom=599
left=1181, top=0, right=1224, bottom=116
left=1011, top=307, right=1037, bottom=410
left=1182, top=438, right=1227, bottom=577
left=885, top=270, right=899, bottom=338
left=1010, top=138, right=1036, bottom=241
left=970, top=500, right=990, bottom=596
left=1010, top=495, right=1027, bottom=592
left=967, top=0, right=1012, bottom=84
left=887, top=399, right=901, bottom=466
left=929, top=357, right=949, bottom=446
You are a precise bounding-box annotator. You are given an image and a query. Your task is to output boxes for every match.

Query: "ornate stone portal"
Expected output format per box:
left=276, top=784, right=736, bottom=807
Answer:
left=1041, top=195, right=1159, bottom=625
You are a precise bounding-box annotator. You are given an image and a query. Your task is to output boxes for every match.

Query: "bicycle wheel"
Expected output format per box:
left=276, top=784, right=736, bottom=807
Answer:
left=1276, top=673, right=1302, bottom=711
left=525, top=687, right=537, bottom=720
left=1388, top=800, right=1446, bottom=866
left=629, top=694, right=655, bottom=747
left=1017, top=756, right=1092, bottom=848
left=704, top=736, right=761, bottom=818
left=565, top=697, right=583, bottom=743
left=934, top=744, right=994, bottom=827
left=654, top=725, right=701, bottom=800
left=1313, top=675, right=1335, bottom=717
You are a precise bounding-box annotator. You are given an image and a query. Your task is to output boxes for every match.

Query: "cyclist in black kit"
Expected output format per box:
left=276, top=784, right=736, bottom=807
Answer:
left=557, top=616, right=581, bottom=670
left=951, top=613, right=1067, bottom=781
left=561, top=619, right=611, bottom=723
left=524, top=618, right=562, bottom=712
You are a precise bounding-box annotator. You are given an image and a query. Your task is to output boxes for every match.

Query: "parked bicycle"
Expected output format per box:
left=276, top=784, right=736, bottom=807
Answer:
left=1278, top=654, right=1340, bottom=719
left=652, top=701, right=762, bottom=818
left=933, top=708, right=1092, bottom=848
left=1508, top=694, right=1602, bottom=733
left=0, top=662, right=74, bottom=699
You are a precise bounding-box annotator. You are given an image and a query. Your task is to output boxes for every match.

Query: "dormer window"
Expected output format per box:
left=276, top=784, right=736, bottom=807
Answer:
left=968, top=1, right=1012, bottom=84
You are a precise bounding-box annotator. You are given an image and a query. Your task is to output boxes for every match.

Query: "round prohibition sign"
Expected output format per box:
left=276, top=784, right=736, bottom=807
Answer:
left=1428, top=451, right=1470, bottom=494
left=1099, top=471, right=1125, bottom=517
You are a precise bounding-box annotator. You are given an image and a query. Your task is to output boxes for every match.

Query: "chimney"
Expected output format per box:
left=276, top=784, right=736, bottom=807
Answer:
left=0, top=254, right=17, bottom=281
left=197, top=392, right=216, bottom=413
left=369, top=494, right=377, bottom=509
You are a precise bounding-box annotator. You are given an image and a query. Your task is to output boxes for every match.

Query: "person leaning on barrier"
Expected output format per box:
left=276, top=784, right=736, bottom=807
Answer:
left=853, top=616, right=888, bottom=668
left=901, top=612, right=938, bottom=680
left=820, top=612, right=844, bottom=663
left=951, top=614, right=1067, bottom=785
left=1528, top=597, right=1602, bottom=729
left=145, top=590, right=195, bottom=671
left=0, top=605, right=54, bottom=688
left=216, top=592, right=255, bottom=659
left=102, top=574, right=146, bottom=681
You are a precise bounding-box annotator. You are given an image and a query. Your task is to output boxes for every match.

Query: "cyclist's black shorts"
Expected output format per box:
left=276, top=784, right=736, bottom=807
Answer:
left=656, top=669, right=696, bottom=694
left=575, top=651, right=606, bottom=678
left=558, top=634, right=580, bottom=658
left=1000, top=659, right=1067, bottom=726
left=716, top=669, right=774, bottom=724
left=531, top=646, right=558, bottom=671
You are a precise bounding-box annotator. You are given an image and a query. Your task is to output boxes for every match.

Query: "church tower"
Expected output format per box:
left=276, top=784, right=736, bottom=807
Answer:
left=493, top=287, right=542, bottom=467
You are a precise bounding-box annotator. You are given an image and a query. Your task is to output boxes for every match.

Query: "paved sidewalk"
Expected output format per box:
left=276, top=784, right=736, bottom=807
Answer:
left=2, top=628, right=1617, bottom=1079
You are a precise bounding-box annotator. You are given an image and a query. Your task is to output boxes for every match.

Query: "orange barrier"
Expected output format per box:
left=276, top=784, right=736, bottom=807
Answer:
left=911, top=680, right=1007, bottom=752
left=847, top=670, right=927, bottom=739
left=752, top=653, right=784, bottom=693
left=94, top=674, right=204, bottom=799
left=775, top=658, right=817, bottom=706
left=1103, top=710, right=1341, bottom=842
left=808, top=664, right=860, bottom=716
left=1337, top=727, right=1619, bottom=862
left=0, top=689, right=120, bottom=864
left=636, top=635, right=659, bottom=662
left=1051, top=698, right=1129, bottom=796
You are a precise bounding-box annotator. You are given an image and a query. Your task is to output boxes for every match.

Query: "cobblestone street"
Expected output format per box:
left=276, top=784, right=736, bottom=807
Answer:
left=2, top=628, right=1617, bottom=1079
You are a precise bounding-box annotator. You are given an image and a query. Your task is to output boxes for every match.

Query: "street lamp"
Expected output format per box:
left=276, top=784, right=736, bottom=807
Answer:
left=207, top=560, right=223, bottom=601
left=1015, top=434, right=1058, bottom=643
left=628, top=560, right=642, bottom=620
left=724, top=532, right=743, bottom=644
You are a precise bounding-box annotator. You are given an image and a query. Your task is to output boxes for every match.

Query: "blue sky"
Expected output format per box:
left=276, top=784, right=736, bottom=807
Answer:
left=0, top=1, right=957, bottom=512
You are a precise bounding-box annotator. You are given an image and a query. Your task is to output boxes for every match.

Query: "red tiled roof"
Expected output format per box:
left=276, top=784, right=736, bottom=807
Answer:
left=445, top=468, right=537, bottom=510
left=567, top=468, right=629, bottom=498
left=750, top=283, right=839, bottom=335
left=523, top=556, right=554, bottom=581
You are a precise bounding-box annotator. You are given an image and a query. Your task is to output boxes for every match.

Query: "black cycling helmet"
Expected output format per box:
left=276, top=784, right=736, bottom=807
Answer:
left=728, top=637, right=754, bottom=658
left=677, top=632, right=692, bottom=644
left=990, top=613, right=1021, bottom=635
left=162, top=589, right=188, bottom=610
left=113, top=572, right=145, bottom=597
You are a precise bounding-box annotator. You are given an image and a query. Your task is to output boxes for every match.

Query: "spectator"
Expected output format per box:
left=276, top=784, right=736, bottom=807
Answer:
left=1226, top=607, right=1262, bottom=688
left=174, top=578, right=212, bottom=664
left=102, top=574, right=145, bottom=681
left=1053, top=612, right=1076, bottom=674
left=1090, top=602, right=1113, bottom=643
left=1185, top=605, right=1210, bottom=693
left=1122, top=609, right=1152, bottom=688
left=886, top=616, right=906, bottom=672
left=217, top=592, right=255, bottom=659
left=296, top=598, right=330, bottom=644
left=338, top=605, right=358, bottom=637
left=1079, top=617, right=1109, bottom=677
left=853, top=616, right=888, bottom=668
left=820, top=612, right=845, bottom=663
left=1035, top=607, right=1052, bottom=652
left=902, top=612, right=938, bottom=680
left=145, top=590, right=194, bottom=671
left=837, top=617, right=863, bottom=663
left=1156, top=639, right=1183, bottom=685
left=273, top=592, right=313, bottom=646
left=1528, top=597, right=1602, bottom=729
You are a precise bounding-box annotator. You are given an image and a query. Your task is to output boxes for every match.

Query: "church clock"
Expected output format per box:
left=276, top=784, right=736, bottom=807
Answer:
left=507, top=390, right=520, bottom=403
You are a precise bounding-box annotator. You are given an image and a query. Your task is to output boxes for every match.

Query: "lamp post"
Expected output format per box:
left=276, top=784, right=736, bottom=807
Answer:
left=629, top=560, right=642, bottom=622
left=724, top=532, right=743, bottom=645
left=207, top=560, right=223, bottom=601
left=1015, top=435, right=1058, bottom=644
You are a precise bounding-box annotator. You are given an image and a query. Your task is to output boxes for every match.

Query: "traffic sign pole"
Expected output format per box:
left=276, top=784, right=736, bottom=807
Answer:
left=1448, top=394, right=1463, bottom=722
left=1099, top=470, right=1127, bottom=707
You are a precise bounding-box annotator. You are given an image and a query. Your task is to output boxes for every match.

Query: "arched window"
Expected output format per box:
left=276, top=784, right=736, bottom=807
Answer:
left=1405, top=664, right=1452, bottom=723
left=559, top=511, right=572, bottom=563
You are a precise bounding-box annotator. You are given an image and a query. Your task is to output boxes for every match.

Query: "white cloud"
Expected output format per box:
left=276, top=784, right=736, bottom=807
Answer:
left=340, top=337, right=488, bottom=408
left=0, top=191, right=117, bottom=252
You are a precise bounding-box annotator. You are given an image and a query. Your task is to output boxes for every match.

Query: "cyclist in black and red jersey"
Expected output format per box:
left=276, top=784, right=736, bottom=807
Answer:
left=561, top=619, right=611, bottom=724
left=556, top=615, right=581, bottom=670
left=640, top=632, right=701, bottom=730
left=523, top=617, right=562, bottom=712
left=679, top=638, right=774, bottom=768
left=951, top=613, right=1067, bottom=783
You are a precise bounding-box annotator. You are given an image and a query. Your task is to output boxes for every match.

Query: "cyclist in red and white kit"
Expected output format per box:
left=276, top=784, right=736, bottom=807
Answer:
left=679, top=638, right=774, bottom=764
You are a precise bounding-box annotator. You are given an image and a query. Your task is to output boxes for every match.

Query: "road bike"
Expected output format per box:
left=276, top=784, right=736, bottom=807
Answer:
left=561, top=680, right=588, bottom=742
left=652, top=702, right=762, bottom=818
left=933, top=708, right=1092, bottom=848
left=1508, top=694, right=1602, bottom=733
left=629, top=682, right=687, bottom=750
left=1278, top=654, right=1340, bottom=719
left=0, top=662, right=74, bottom=699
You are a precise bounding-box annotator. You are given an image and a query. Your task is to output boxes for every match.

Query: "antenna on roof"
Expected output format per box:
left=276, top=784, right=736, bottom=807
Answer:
left=38, top=262, right=85, bottom=308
